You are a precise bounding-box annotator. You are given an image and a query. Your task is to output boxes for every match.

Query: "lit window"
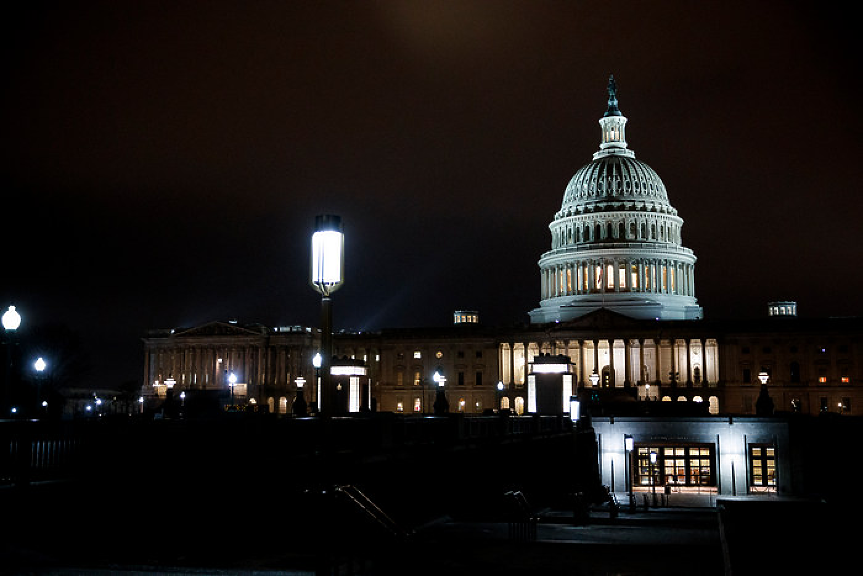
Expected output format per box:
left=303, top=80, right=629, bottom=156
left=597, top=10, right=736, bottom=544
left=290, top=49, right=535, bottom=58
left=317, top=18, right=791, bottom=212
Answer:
left=414, top=398, right=421, bottom=412
left=819, top=376, right=827, bottom=383
left=841, top=376, right=850, bottom=383
left=413, top=350, right=422, bottom=359
left=413, top=371, right=421, bottom=386
left=458, top=398, right=466, bottom=412
left=396, top=401, right=403, bottom=412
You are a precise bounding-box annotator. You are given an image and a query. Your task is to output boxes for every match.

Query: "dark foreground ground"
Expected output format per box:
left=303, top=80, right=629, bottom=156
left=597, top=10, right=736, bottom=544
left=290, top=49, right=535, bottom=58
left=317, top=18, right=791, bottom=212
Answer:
left=4, top=482, right=853, bottom=576
left=2, top=416, right=858, bottom=574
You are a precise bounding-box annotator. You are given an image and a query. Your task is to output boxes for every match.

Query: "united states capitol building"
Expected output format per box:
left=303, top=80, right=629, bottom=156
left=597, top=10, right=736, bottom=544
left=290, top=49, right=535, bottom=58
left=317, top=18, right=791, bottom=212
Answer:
left=142, top=79, right=860, bottom=426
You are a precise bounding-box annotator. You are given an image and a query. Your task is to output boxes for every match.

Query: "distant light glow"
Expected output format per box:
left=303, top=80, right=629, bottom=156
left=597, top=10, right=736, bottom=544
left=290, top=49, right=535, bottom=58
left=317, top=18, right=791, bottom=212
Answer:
left=34, top=357, right=46, bottom=372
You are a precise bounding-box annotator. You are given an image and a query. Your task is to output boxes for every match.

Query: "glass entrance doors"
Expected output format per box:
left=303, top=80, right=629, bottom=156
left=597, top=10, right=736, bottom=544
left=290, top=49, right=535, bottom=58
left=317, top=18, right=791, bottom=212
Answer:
left=634, top=445, right=715, bottom=490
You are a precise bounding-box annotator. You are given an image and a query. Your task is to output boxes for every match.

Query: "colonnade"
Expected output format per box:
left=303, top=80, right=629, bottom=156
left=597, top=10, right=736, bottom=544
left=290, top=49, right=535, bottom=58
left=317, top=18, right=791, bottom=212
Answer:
left=499, top=337, right=718, bottom=390
left=541, top=258, right=695, bottom=300
left=144, top=342, right=309, bottom=392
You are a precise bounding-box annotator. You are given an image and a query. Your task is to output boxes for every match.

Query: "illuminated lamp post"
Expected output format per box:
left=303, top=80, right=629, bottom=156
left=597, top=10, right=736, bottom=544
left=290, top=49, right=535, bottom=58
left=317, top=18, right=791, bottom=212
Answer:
left=624, top=435, right=634, bottom=502
left=164, top=375, right=176, bottom=418
left=3, top=305, right=22, bottom=415
left=293, top=375, right=307, bottom=415
left=433, top=367, right=448, bottom=415
left=34, top=357, right=46, bottom=416
left=650, top=450, right=658, bottom=507
left=755, top=369, right=774, bottom=416
left=497, top=381, right=504, bottom=411
left=312, top=352, right=322, bottom=414
left=310, top=215, right=344, bottom=415
left=228, top=371, right=237, bottom=409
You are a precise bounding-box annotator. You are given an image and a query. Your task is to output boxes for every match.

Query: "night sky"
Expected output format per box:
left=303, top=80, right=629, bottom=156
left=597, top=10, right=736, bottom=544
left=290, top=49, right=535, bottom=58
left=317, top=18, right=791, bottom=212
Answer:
left=3, top=1, right=861, bottom=390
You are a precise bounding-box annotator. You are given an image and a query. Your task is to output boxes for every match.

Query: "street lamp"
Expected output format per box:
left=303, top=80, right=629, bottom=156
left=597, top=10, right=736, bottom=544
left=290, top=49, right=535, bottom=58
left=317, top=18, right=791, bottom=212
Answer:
left=497, top=381, right=504, bottom=411
left=312, top=352, right=322, bottom=413
left=310, top=215, right=344, bottom=415
left=433, top=367, right=448, bottom=415
left=624, top=435, right=634, bottom=499
left=3, top=305, right=22, bottom=415
left=293, top=375, right=307, bottom=416
left=228, top=371, right=237, bottom=409
left=35, top=357, right=46, bottom=416
left=755, top=369, right=774, bottom=416
left=589, top=370, right=600, bottom=387
left=650, top=450, right=658, bottom=506
left=2, top=306, right=21, bottom=331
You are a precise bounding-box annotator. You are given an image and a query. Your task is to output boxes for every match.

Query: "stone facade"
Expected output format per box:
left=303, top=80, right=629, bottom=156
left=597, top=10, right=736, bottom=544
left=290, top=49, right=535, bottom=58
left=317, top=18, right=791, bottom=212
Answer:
left=142, top=312, right=860, bottom=418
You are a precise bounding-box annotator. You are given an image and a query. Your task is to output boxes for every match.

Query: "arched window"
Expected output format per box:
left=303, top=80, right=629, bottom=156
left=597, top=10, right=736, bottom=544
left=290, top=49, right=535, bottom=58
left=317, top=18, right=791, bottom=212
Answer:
left=629, top=222, right=636, bottom=239
left=790, top=362, right=800, bottom=383
left=501, top=397, right=510, bottom=410
left=709, top=396, right=719, bottom=415
left=279, top=396, right=288, bottom=414
left=617, top=222, right=625, bottom=239
left=514, top=396, right=525, bottom=415
left=267, top=397, right=275, bottom=413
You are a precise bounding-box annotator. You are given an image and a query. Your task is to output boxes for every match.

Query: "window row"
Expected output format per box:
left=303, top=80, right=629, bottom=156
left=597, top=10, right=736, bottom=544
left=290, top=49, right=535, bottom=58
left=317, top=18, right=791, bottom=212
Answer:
left=542, top=259, right=694, bottom=298
left=395, top=371, right=485, bottom=386
left=551, top=218, right=681, bottom=248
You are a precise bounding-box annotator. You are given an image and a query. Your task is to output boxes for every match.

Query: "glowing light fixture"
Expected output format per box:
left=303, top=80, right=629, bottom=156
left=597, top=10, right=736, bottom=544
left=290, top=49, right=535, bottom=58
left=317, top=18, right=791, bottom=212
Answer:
left=569, top=396, right=580, bottom=422
left=330, top=365, right=367, bottom=376
left=2, top=305, right=21, bottom=331
left=34, top=357, right=46, bottom=372
left=310, top=215, right=344, bottom=296
left=589, top=371, right=600, bottom=387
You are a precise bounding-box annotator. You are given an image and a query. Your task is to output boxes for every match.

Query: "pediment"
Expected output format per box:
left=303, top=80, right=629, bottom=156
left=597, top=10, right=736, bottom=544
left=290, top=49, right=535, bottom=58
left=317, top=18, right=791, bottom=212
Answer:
left=553, top=308, right=648, bottom=331
left=174, top=321, right=263, bottom=338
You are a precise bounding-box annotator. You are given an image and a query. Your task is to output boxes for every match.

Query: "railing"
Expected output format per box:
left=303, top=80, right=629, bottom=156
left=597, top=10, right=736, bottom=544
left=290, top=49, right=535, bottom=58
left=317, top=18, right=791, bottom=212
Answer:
left=1, top=420, right=83, bottom=487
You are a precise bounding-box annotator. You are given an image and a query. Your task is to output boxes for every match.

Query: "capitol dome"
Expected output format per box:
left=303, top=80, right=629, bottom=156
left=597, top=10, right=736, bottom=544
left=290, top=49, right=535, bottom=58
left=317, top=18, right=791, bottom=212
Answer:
left=529, top=76, right=703, bottom=323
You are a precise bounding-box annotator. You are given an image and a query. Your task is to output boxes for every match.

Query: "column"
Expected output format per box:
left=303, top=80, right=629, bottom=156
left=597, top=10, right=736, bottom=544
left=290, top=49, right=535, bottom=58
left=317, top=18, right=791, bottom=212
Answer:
left=578, top=340, right=585, bottom=387
left=670, top=339, right=678, bottom=386
left=653, top=338, right=662, bottom=386
left=510, top=342, right=516, bottom=386
left=638, top=339, right=645, bottom=385
left=593, top=339, right=599, bottom=381
left=624, top=339, right=631, bottom=387
left=686, top=339, right=693, bottom=386
left=608, top=339, right=615, bottom=387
